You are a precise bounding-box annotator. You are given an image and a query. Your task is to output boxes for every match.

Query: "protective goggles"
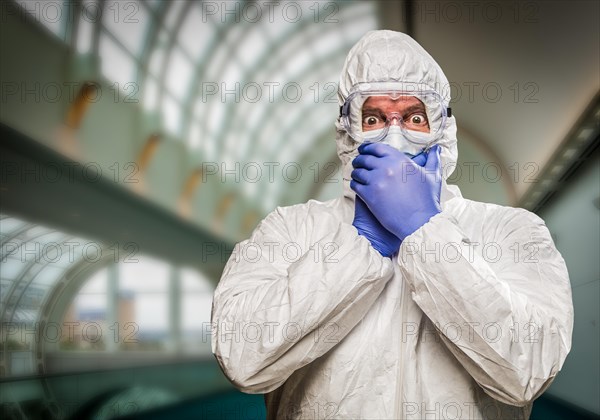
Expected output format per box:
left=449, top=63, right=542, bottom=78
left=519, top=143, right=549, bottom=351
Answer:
left=340, top=82, right=451, bottom=145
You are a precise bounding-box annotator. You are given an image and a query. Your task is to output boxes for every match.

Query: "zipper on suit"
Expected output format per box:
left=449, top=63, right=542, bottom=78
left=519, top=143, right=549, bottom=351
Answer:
left=394, top=268, right=409, bottom=419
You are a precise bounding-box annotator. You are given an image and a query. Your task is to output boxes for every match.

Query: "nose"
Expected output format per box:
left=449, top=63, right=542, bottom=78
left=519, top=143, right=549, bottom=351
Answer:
left=388, top=113, right=402, bottom=126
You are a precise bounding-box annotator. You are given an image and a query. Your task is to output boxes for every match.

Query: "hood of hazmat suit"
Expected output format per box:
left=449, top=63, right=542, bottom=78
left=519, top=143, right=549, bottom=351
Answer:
left=335, top=30, right=458, bottom=197
left=211, top=30, right=574, bottom=420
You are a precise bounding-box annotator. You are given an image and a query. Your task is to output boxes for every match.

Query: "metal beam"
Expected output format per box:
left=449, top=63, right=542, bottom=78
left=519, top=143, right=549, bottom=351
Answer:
left=0, top=123, right=232, bottom=283
left=518, top=92, right=600, bottom=213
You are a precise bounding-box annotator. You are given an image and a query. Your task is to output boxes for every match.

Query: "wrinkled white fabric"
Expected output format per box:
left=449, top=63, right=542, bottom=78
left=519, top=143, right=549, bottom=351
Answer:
left=211, top=30, right=573, bottom=419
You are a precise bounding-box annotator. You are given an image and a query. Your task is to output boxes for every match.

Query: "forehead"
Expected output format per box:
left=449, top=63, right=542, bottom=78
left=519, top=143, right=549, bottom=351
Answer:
left=362, top=95, right=425, bottom=112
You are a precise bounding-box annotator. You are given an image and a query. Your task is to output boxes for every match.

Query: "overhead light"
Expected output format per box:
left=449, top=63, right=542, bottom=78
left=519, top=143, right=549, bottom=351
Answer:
left=541, top=179, right=554, bottom=188
left=550, top=164, right=564, bottom=176
left=577, top=127, right=593, bottom=141
left=561, top=148, right=577, bottom=159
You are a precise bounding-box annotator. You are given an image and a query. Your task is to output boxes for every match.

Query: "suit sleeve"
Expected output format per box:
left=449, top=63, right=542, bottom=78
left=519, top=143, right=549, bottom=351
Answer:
left=211, top=205, right=394, bottom=393
left=397, top=205, right=574, bottom=406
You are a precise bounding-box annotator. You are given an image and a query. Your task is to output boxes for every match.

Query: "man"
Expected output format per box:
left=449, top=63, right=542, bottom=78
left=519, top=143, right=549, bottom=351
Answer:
left=211, top=30, right=573, bottom=419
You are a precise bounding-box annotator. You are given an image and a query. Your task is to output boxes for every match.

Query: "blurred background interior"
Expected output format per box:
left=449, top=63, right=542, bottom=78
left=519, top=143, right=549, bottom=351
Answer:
left=0, top=0, right=598, bottom=419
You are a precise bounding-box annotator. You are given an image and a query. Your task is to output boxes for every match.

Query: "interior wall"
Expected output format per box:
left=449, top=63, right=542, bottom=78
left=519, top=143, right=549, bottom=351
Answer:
left=536, top=147, right=600, bottom=414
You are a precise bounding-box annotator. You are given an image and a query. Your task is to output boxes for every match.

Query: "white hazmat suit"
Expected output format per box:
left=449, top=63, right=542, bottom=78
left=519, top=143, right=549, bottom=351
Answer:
left=211, top=30, right=574, bottom=419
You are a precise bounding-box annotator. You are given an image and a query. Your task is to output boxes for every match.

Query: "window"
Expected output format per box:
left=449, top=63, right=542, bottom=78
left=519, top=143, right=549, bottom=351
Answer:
left=180, top=267, right=213, bottom=354
left=60, top=269, right=108, bottom=351
left=118, top=256, right=169, bottom=351
left=59, top=256, right=215, bottom=355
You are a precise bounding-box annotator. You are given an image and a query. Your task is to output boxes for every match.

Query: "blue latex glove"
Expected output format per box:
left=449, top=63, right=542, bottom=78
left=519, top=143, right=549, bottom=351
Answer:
left=409, top=149, right=428, bottom=167
left=351, top=143, right=443, bottom=241
left=353, top=195, right=401, bottom=257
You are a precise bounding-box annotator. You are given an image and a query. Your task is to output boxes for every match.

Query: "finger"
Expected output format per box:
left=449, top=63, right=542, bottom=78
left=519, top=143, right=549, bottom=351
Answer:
left=411, top=152, right=428, bottom=167
left=425, top=144, right=441, bottom=174
left=354, top=194, right=368, bottom=211
left=351, top=168, right=371, bottom=185
left=358, top=142, right=393, bottom=157
left=350, top=179, right=366, bottom=199
left=352, top=154, right=379, bottom=169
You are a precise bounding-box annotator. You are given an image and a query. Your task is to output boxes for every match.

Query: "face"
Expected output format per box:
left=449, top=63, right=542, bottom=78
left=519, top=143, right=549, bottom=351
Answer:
left=361, top=96, right=430, bottom=133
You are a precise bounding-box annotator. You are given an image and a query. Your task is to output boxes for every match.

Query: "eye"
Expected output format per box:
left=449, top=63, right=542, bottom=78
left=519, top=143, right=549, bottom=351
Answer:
left=363, top=116, right=381, bottom=126
left=408, top=113, right=428, bottom=126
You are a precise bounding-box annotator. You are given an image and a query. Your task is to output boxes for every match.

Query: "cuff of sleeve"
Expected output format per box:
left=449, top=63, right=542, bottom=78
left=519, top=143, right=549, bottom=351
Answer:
left=401, top=208, right=472, bottom=250
left=346, top=222, right=395, bottom=274
left=396, top=207, right=509, bottom=319
left=396, top=209, right=474, bottom=288
left=306, top=220, right=394, bottom=281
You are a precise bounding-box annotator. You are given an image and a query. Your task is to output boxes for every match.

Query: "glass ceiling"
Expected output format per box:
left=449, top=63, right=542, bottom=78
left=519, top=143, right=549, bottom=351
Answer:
left=0, top=214, right=92, bottom=329
left=14, top=0, right=379, bottom=214
left=1, top=213, right=216, bottom=377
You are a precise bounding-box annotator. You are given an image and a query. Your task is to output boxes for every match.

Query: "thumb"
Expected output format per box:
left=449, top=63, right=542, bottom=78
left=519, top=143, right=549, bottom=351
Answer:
left=353, top=195, right=371, bottom=224
left=354, top=194, right=368, bottom=212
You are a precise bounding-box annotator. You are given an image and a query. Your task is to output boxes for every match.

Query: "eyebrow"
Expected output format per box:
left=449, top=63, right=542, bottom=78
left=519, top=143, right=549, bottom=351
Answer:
left=362, top=103, right=427, bottom=115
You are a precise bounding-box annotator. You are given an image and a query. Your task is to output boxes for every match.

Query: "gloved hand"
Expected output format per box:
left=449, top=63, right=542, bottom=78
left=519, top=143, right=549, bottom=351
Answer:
left=409, top=150, right=428, bottom=167
left=351, top=143, right=443, bottom=241
left=353, top=195, right=401, bottom=257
